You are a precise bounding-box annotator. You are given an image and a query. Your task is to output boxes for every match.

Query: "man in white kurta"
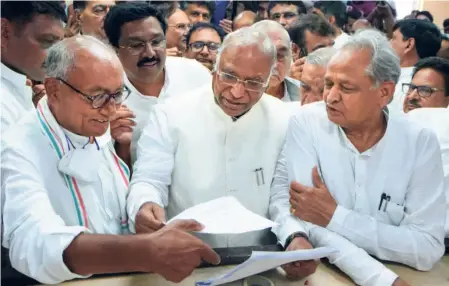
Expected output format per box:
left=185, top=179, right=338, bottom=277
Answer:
left=103, top=3, right=212, bottom=164
left=274, top=30, right=445, bottom=286
left=2, top=35, right=219, bottom=284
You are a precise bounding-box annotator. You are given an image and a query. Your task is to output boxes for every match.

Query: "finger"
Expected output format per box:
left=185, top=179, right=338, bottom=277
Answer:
left=199, top=244, right=221, bottom=265
left=111, top=118, right=136, bottom=129
left=153, top=205, right=166, bottom=223
left=169, top=219, right=204, bottom=232
left=137, top=209, right=165, bottom=230
left=312, top=166, right=325, bottom=188
left=290, top=181, right=309, bottom=193
left=114, top=110, right=136, bottom=120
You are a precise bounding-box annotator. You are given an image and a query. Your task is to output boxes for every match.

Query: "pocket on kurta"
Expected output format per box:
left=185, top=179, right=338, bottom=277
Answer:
left=385, top=203, right=405, bottom=225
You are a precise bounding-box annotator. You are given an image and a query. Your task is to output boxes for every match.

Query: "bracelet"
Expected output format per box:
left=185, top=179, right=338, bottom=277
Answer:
left=284, top=232, right=309, bottom=249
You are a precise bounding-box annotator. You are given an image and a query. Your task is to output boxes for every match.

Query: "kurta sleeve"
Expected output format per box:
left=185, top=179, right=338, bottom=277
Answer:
left=126, top=104, right=175, bottom=233
left=1, top=142, right=89, bottom=284
left=326, top=129, right=446, bottom=271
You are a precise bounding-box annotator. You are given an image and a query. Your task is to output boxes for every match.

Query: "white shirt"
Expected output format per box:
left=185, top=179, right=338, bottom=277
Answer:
left=1, top=100, right=130, bottom=284
left=127, top=85, right=305, bottom=248
left=0, top=63, right=34, bottom=136
left=407, top=108, right=449, bottom=237
left=388, top=66, right=414, bottom=114
left=274, top=101, right=445, bottom=272
left=333, top=32, right=351, bottom=49
left=124, top=57, right=212, bottom=163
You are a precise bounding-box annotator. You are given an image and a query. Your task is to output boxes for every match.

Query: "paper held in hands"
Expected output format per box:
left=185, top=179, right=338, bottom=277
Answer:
left=167, top=196, right=277, bottom=234
left=196, top=247, right=337, bottom=286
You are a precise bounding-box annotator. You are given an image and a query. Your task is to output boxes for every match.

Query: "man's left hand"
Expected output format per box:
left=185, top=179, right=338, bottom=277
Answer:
left=26, top=79, right=46, bottom=107
left=289, top=166, right=337, bottom=227
left=282, top=237, right=318, bottom=279
left=219, top=19, right=233, bottom=34
left=111, top=104, right=135, bottom=145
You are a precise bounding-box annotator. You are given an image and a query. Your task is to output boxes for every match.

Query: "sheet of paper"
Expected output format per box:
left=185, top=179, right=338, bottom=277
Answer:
left=167, top=196, right=276, bottom=234
left=195, top=247, right=337, bottom=286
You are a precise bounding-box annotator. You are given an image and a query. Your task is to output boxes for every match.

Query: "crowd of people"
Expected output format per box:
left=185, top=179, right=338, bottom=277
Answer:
left=1, top=1, right=448, bottom=286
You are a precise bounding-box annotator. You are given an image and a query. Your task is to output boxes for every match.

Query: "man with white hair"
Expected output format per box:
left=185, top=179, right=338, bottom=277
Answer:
left=299, top=47, right=336, bottom=105
left=273, top=29, right=445, bottom=285
left=128, top=27, right=318, bottom=279
left=1, top=35, right=219, bottom=284
left=252, top=20, right=301, bottom=102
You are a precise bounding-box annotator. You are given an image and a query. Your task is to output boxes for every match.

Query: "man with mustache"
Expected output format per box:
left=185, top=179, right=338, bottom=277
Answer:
left=104, top=2, right=212, bottom=164
left=253, top=20, right=301, bottom=102
left=1, top=35, right=219, bottom=284
left=403, top=57, right=449, bottom=113
left=184, top=22, right=225, bottom=71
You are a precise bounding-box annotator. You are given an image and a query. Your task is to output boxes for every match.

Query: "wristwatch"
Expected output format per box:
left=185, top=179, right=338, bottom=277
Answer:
left=284, top=232, right=309, bottom=249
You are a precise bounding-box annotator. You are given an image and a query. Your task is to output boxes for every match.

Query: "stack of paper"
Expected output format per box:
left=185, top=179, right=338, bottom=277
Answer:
left=196, top=247, right=337, bottom=286
left=167, top=196, right=277, bottom=234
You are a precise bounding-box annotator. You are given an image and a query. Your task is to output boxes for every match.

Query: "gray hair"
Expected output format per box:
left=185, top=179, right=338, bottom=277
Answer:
left=339, top=29, right=401, bottom=87
left=305, top=47, right=337, bottom=68
left=252, top=20, right=292, bottom=56
left=45, top=35, right=118, bottom=80
left=213, top=26, right=277, bottom=77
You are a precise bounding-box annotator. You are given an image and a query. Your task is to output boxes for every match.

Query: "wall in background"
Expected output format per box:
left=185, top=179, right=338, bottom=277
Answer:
left=420, top=0, right=449, bottom=28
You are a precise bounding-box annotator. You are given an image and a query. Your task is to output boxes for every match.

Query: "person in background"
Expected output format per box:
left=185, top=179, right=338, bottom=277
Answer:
left=233, top=10, right=257, bottom=31
left=352, top=18, right=372, bottom=32
left=345, top=5, right=362, bottom=34
left=65, top=3, right=81, bottom=38
left=403, top=57, right=449, bottom=113
left=252, top=20, right=300, bottom=102
left=257, top=1, right=269, bottom=20
left=1, top=35, right=219, bottom=284
left=128, top=26, right=318, bottom=279
left=313, top=0, right=350, bottom=49
left=73, top=0, right=115, bottom=41
left=166, top=8, right=191, bottom=57
left=439, top=34, right=449, bottom=56
left=389, top=19, right=442, bottom=113
left=279, top=28, right=445, bottom=282
left=181, top=0, right=215, bottom=24
left=104, top=2, right=212, bottom=165
left=366, top=0, right=395, bottom=38
left=1, top=1, right=66, bottom=136
left=268, top=1, right=307, bottom=29
left=184, top=22, right=225, bottom=71
left=299, top=47, right=336, bottom=106
left=415, top=10, right=434, bottom=23
left=444, top=18, right=449, bottom=34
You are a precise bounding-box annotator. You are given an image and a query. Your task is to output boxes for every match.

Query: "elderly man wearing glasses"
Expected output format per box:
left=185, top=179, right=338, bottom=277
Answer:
left=128, top=26, right=319, bottom=279
left=104, top=2, right=212, bottom=165
left=1, top=35, right=219, bottom=284
left=184, top=22, right=225, bottom=71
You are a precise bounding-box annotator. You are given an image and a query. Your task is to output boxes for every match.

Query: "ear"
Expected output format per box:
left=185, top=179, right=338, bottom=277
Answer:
left=44, top=78, right=61, bottom=103
left=1, top=19, right=12, bottom=49
left=379, top=81, right=396, bottom=106
left=291, top=42, right=300, bottom=60
left=75, top=9, right=83, bottom=24
left=404, top=37, right=415, bottom=54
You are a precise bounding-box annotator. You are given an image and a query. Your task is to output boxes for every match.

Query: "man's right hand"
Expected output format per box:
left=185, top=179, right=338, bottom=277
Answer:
left=135, top=202, right=167, bottom=233
left=282, top=237, right=318, bottom=279
left=142, top=219, right=221, bottom=283
left=289, top=57, right=306, bottom=81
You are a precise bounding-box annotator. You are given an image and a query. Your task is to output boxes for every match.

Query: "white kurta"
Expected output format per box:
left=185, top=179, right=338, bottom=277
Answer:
left=127, top=85, right=306, bottom=248
left=388, top=66, right=414, bottom=114
left=333, top=32, right=351, bottom=50
left=275, top=101, right=446, bottom=272
left=407, top=108, right=449, bottom=237
left=1, top=100, right=130, bottom=284
left=124, top=56, right=212, bottom=163
left=0, top=63, right=34, bottom=136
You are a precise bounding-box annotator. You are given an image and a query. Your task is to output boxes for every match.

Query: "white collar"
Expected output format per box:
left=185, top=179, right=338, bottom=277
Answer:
left=1, top=62, right=29, bottom=95
left=400, top=66, right=415, bottom=77
left=62, top=126, right=112, bottom=150
left=124, top=67, right=169, bottom=98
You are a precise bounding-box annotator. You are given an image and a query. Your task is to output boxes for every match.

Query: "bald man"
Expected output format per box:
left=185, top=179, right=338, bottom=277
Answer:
left=166, top=8, right=191, bottom=56
left=233, top=10, right=257, bottom=31
left=352, top=19, right=371, bottom=33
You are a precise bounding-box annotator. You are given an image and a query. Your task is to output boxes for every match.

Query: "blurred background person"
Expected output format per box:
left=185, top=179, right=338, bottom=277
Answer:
left=166, top=8, right=191, bottom=57
left=313, top=0, right=350, bottom=49
left=181, top=1, right=215, bottom=24
left=73, top=0, right=115, bottom=41
left=268, top=1, right=307, bottom=29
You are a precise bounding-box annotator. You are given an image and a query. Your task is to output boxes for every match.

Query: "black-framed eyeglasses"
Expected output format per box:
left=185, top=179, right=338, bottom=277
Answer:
left=216, top=71, right=268, bottom=92
left=189, top=41, right=221, bottom=53
left=57, top=78, right=131, bottom=109
left=402, top=83, right=445, bottom=98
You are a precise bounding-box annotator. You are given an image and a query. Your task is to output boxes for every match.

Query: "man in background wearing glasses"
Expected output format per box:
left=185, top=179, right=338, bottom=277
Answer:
left=166, top=8, right=191, bottom=57
left=1, top=35, right=219, bottom=285
left=128, top=27, right=318, bottom=279
left=104, top=2, right=212, bottom=165
left=73, top=0, right=115, bottom=41
left=184, top=22, right=225, bottom=71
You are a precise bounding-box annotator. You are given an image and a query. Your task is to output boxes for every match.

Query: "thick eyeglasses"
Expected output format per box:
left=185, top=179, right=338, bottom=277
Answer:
left=402, top=83, right=445, bottom=98
left=119, top=38, right=166, bottom=55
left=57, top=78, right=131, bottom=109
left=271, top=12, right=298, bottom=20
left=189, top=41, right=221, bottom=53
left=216, top=71, right=267, bottom=92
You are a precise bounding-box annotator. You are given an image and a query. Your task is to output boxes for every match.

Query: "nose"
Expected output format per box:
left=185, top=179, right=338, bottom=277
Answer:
left=407, top=88, right=420, bottom=101
left=325, top=85, right=340, bottom=104
left=100, top=98, right=117, bottom=117
left=199, top=45, right=210, bottom=55
left=230, top=82, right=246, bottom=99
left=279, top=16, right=288, bottom=26
left=142, top=42, right=156, bottom=58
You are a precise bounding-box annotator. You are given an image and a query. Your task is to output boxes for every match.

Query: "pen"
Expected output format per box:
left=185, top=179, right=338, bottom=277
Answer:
left=378, top=193, right=387, bottom=211
left=383, top=195, right=391, bottom=212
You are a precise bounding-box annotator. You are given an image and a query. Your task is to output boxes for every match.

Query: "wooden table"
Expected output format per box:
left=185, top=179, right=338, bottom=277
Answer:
left=59, top=256, right=449, bottom=286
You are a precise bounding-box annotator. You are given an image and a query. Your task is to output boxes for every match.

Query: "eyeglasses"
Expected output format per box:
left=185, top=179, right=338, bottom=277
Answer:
left=189, top=41, right=221, bottom=53
left=216, top=71, right=268, bottom=92
left=270, top=12, right=298, bottom=21
left=402, top=83, right=445, bottom=98
left=57, top=78, right=131, bottom=109
left=168, top=23, right=192, bottom=31
left=119, top=37, right=166, bottom=55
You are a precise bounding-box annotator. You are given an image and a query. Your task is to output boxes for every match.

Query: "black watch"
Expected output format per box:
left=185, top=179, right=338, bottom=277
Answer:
left=284, top=232, right=309, bottom=249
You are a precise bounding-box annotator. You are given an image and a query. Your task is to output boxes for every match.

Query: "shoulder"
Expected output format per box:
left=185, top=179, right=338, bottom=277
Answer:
left=389, top=112, right=440, bottom=147
left=291, top=101, right=328, bottom=123
left=155, top=85, right=211, bottom=115
left=165, top=56, right=211, bottom=76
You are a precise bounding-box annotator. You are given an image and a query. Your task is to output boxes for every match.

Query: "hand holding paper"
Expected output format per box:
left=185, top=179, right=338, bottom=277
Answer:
left=167, top=196, right=277, bottom=234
